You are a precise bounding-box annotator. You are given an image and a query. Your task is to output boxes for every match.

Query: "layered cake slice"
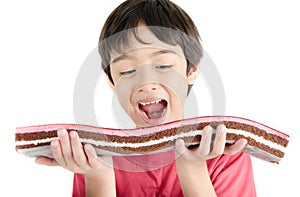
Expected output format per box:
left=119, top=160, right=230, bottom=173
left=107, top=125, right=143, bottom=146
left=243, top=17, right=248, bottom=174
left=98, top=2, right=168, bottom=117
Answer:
left=15, top=116, right=290, bottom=163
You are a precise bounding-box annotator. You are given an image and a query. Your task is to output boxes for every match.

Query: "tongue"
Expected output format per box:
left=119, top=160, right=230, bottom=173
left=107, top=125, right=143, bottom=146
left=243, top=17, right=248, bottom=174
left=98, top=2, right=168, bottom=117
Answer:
left=141, top=103, right=165, bottom=119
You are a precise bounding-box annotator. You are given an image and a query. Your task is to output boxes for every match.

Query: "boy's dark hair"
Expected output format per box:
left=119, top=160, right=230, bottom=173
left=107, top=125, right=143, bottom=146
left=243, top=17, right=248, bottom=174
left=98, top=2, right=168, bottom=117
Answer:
left=98, top=0, right=203, bottom=90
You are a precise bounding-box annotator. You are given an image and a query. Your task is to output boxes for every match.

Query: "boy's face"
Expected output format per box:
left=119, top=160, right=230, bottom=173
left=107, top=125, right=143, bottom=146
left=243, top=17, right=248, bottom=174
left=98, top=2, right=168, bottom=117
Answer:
left=107, top=26, right=198, bottom=127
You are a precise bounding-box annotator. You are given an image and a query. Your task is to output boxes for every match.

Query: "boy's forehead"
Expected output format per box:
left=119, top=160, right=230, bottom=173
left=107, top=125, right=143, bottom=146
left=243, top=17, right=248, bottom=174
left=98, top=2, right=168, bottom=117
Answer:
left=110, top=26, right=185, bottom=60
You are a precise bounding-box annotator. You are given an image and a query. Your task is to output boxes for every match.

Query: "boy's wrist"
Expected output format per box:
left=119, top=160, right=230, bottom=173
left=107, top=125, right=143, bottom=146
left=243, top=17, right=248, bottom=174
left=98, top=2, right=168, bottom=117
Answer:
left=176, top=159, right=217, bottom=197
left=85, top=167, right=116, bottom=196
left=176, top=157, right=207, bottom=169
left=85, top=167, right=115, bottom=180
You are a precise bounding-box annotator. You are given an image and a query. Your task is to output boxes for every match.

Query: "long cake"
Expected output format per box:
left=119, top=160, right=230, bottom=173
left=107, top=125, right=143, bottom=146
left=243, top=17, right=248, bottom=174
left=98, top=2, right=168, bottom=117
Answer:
left=15, top=116, right=290, bottom=163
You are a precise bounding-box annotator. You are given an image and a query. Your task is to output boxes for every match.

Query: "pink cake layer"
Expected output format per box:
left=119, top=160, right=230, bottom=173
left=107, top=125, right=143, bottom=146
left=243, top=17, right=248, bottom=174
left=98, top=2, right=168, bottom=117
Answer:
left=16, top=116, right=290, bottom=139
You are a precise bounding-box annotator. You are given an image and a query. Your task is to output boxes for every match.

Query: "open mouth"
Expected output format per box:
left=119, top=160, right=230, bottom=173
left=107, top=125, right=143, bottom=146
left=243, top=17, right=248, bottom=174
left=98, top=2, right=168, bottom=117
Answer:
left=138, top=99, right=168, bottom=125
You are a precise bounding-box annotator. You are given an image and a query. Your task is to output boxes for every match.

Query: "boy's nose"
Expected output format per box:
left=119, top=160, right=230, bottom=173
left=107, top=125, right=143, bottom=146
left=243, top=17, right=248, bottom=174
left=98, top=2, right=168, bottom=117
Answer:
left=137, top=83, right=159, bottom=93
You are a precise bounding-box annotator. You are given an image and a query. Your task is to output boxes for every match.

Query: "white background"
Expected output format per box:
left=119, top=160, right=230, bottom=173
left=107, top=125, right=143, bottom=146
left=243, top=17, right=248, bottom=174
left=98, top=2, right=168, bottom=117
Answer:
left=1, top=0, right=300, bottom=196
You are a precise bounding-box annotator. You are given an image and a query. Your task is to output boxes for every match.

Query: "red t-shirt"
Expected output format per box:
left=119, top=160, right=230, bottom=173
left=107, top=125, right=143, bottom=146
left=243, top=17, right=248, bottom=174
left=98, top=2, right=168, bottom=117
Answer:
left=72, top=151, right=256, bottom=197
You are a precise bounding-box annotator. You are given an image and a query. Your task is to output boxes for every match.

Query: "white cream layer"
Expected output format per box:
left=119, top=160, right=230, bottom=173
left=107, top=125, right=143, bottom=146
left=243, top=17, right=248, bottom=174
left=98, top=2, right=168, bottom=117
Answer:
left=15, top=129, right=286, bottom=152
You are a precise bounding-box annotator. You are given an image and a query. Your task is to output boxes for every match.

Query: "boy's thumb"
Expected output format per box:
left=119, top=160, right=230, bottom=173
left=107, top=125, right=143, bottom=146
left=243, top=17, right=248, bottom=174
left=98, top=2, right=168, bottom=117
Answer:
left=174, top=139, right=187, bottom=156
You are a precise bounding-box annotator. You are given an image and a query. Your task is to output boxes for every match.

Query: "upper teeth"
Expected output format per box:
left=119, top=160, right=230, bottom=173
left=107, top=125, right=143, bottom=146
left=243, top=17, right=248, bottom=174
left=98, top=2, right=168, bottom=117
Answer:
left=139, top=99, right=162, bottom=106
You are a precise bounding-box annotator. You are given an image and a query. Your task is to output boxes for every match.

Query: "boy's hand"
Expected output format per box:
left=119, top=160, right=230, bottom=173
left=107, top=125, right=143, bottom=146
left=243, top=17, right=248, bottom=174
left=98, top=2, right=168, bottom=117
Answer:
left=175, top=124, right=247, bottom=166
left=35, top=129, right=112, bottom=177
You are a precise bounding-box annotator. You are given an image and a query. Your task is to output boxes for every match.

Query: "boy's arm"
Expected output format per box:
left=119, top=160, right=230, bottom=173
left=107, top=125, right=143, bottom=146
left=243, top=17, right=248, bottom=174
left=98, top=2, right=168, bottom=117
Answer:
left=35, top=129, right=116, bottom=197
left=175, top=124, right=247, bottom=197
left=176, top=160, right=216, bottom=197
left=83, top=146, right=116, bottom=197
left=85, top=167, right=116, bottom=197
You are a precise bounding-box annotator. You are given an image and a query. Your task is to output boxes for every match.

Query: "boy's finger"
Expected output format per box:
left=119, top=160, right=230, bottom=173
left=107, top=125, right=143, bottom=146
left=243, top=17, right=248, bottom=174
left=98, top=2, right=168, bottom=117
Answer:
left=224, top=139, right=247, bottom=155
left=57, top=129, right=73, bottom=166
left=69, top=131, right=88, bottom=168
left=175, top=139, right=187, bottom=155
left=51, top=139, right=67, bottom=167
left=198, top=126, right=213, bottom=157
left=35, top=156, right=59, bottom=166
left=84, top=144, right=100, bottom=169
left=211, top=124, right=226, bottom=156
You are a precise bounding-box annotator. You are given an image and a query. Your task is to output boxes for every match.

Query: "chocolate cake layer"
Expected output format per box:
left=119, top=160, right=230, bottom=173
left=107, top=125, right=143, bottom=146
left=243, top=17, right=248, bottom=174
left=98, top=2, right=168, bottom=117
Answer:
left=15, top=121, right=288, bottom=146
left=15, top=133, right=285, bottom=159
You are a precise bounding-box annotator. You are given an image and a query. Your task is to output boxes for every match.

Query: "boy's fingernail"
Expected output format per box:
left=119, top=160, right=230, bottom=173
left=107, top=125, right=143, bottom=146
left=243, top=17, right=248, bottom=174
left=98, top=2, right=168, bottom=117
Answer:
left=85, top=144, right=96, bottom=156
left=85, top=144, right=92, bottom=152
left=58, top=129, right=67, bottom=136
left=70, top=131, right=77, bottom=139
left=242, top=139, right=248, bottom=146
left=203, top=126, right=212, bottom=135
left=218, top=124, right=226, bottom=134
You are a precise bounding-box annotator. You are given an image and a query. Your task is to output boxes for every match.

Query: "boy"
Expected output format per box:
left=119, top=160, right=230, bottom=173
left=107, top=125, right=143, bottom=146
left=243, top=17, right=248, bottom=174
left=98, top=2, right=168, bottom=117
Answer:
left=36, top=0, right=256, bottom=196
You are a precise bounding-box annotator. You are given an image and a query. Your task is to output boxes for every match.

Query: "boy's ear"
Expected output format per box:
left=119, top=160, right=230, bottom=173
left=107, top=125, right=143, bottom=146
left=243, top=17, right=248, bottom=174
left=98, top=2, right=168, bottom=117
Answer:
left=105, top=74, right=115, bottom=90
left=187, top=64, right=199, bottom=85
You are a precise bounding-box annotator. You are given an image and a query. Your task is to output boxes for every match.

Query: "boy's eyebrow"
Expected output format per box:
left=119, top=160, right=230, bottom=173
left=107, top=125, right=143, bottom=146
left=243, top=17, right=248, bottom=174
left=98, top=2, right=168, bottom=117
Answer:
left=151, top=49, right=178, bottom=57
left=111, top=49, right=179, bottom=64
left=111, top=54, right=130, bottom=64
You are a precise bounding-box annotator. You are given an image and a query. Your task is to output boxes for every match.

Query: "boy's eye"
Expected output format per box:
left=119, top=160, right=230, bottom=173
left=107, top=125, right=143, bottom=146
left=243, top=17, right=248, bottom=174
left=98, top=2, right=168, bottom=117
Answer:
left=155, top=64, right=172, bottom=70
left=120, top=69, right=136, bottom=76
